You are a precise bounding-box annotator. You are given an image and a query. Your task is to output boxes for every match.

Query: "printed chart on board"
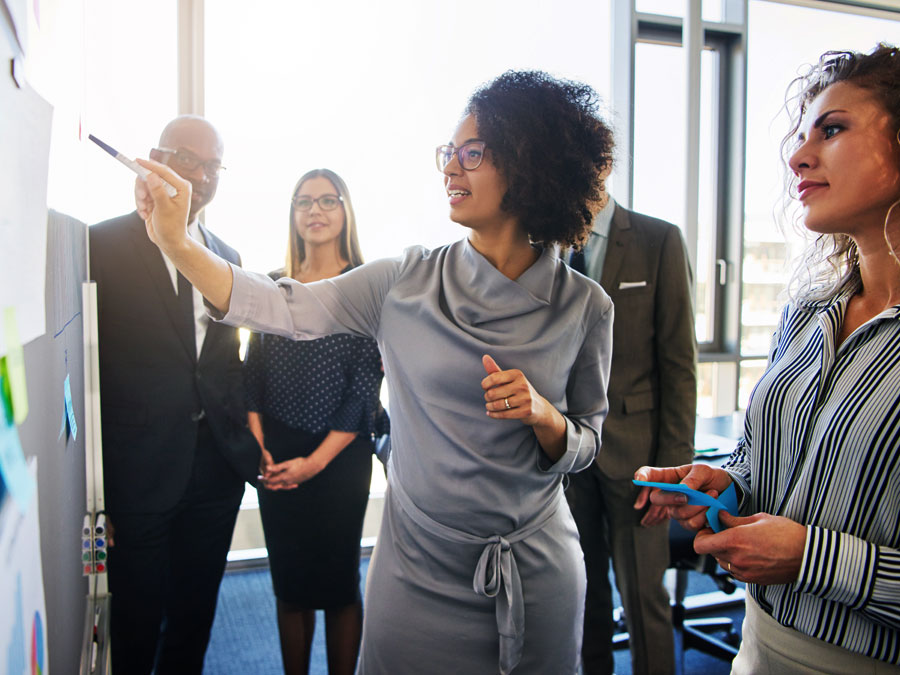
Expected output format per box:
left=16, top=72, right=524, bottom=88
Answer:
left=0, top=459, right=49, bottom=675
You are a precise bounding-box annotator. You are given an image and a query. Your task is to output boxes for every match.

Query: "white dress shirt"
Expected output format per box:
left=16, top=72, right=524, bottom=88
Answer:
left=582, top=198, right=614, bottom=280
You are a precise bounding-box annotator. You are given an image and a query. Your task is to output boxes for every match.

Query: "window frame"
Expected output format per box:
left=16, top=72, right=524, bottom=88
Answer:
left=614, top=1, right=748, bottom=367
left=616, top=0, right=900, bottom=414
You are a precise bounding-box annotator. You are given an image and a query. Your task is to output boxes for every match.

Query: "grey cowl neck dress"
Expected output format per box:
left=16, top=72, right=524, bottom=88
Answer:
left=221, top=237, right=613, bottom=674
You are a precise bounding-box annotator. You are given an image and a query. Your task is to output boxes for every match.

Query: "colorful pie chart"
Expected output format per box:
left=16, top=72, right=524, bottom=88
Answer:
left=31, top=611, right=45, bottom=675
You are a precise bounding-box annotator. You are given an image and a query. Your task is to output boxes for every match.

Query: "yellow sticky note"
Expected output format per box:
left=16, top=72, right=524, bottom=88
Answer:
left=2, top=307, right=28, bottom=424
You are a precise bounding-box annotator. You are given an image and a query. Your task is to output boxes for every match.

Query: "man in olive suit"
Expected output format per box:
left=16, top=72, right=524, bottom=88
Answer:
left=567, top=176, right=697, bottom=675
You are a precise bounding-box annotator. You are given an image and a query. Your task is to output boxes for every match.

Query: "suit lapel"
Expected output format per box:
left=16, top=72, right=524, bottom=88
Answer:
left=128, top=216, right=197, bottom=361
left=600, top=204, right=631, bottom=290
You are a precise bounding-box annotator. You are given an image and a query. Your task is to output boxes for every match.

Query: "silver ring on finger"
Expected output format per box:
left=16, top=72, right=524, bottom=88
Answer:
left=504, top=397, right=512, bottom=410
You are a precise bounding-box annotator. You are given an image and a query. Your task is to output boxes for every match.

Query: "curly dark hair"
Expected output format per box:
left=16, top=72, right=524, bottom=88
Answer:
left=779, top=43, right=900, bottom=303
left=465, top=70, right=614, bottom=249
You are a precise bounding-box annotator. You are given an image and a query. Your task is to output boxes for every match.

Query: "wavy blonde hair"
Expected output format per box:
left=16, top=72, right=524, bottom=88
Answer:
left=779, top=43, right=900, bottom=305
left=286, top=168, right=364, bottom=278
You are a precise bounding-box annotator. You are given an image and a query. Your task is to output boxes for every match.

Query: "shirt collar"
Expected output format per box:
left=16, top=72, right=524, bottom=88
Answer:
left=591, top=197, right=615, bottom=238
left=813, top=277, right=900, bottom=323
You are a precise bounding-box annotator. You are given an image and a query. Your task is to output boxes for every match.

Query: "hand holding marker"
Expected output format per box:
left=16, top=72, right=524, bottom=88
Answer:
left=88, top=134, right=178, bottom=197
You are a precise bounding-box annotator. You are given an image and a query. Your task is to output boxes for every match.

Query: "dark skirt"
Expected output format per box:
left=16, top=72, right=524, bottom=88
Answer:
left=258, top=414, right=373, bottom=607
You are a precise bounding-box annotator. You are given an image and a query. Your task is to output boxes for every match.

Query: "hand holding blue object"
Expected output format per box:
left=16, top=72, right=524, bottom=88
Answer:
left=632, top=480, right=739, bottom=533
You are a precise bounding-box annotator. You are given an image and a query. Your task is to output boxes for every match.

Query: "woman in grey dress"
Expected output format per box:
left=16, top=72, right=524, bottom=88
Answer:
left=136, top=71, right=614, bottom=674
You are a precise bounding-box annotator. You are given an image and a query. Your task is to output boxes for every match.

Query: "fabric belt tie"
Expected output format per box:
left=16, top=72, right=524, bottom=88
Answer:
left=473, top=535, right=524, bottom=673
left=389, top=475, right=562, bottom=675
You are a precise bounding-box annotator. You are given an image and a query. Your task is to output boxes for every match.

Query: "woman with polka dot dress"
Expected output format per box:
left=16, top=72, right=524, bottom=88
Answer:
left=243, top=169, right=387, bottom=675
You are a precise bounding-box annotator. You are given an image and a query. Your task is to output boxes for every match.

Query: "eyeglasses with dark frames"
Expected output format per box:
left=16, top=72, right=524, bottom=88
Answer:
left=155, top=147, right=225, bottom=178
left=291, top=194, right=344, bottom=211
left=435, top=141, right=487, bottom=172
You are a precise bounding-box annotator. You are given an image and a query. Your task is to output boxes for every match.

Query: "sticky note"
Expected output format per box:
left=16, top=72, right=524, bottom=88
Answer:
left=0, top=407, right=35, bottom=513
left=0, top=368, right=12, bottom=428
left=2, top=307, right=29, bottom=423
left=632, top=480, right=739, bottom=533
left=64, top=374, right=77, bottom=440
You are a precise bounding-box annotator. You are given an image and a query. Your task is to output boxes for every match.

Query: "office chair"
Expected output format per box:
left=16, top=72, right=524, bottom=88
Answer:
left=669, top=519, right=742, bottom=674
left=611, top=415, right=745, bottom=671
left=610, top=520, right=743, bottom=674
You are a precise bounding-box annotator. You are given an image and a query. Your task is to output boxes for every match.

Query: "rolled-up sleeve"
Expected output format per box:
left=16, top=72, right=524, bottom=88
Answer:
left=541, top=297, right=613, bottom=474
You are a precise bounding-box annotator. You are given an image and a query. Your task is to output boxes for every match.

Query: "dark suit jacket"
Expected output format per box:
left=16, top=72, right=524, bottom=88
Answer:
left=90, top=211, right=260, bottom=514
left=595, top=204, right=697, bottom=479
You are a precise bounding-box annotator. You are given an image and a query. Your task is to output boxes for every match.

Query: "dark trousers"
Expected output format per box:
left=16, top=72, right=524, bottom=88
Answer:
left=567, top=463, right=674, bottom=675
left=108, top=421, right=244, bottom=675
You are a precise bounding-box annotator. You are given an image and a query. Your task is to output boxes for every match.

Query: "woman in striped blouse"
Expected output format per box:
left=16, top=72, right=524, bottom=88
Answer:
left=637, top=44, right=900, bottom=672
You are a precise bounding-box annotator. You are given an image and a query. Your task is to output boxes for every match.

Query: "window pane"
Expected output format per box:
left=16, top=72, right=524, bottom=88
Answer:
left=633, top=43, right=686, bottom=228
left=703, top=1, right=724, bottom=23
left=636, top=0, right=680, bottom=17
left=695, top=48, right=719, bottom=344
left=738, top=359, right=767, bottom=410
left=697, top=362, right=715, bottom=418
left=697, top=361, right=739, bottom=417
left=742, top=0, right=899, bottom=356
left=204, top=0, right=612, bottom=276
left=635, top=1, right=723, bottom=21
left=633, top=43, right=719, bottom=343
left=84, top=1, right=177, bottom=223
left=34, top=0, right=178, bottom=222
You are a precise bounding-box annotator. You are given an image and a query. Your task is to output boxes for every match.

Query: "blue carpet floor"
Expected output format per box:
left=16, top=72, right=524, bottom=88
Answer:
left=204, top=557, right=742, bottom=674
left=204, top=559, right=369, bottom=675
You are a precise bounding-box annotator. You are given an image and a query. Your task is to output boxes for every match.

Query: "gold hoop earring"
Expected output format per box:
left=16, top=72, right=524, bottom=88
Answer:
left=884, top=197, right=900, bottom=271
left=886, top=128, right=900, bottom=269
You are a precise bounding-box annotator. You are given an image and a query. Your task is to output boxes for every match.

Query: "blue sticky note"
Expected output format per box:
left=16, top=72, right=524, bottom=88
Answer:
left=64, top=374, right=77, bottom=441
left=0, top=410, right=36, bottom=513
left=632, top=480, right=739, bottom=533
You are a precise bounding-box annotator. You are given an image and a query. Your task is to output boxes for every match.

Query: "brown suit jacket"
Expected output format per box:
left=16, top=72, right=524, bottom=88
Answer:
left=595, top=204, right=697, bottom=479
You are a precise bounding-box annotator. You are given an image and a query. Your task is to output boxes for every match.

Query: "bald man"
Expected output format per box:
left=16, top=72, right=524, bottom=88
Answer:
left=90, top=116, right=260, bottom=674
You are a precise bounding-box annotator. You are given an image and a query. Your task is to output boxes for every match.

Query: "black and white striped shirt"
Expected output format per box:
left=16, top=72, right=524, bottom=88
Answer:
left=725, top=285, right=900, bottom=665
